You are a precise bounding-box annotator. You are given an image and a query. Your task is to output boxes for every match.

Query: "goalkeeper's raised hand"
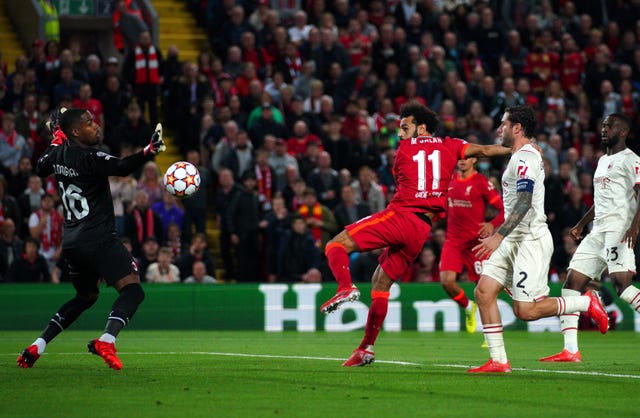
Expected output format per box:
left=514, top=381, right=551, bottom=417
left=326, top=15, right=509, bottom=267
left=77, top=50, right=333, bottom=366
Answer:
left=144, top=123, right=166, bottom=156
left=47, top=107, right=68, bottom=146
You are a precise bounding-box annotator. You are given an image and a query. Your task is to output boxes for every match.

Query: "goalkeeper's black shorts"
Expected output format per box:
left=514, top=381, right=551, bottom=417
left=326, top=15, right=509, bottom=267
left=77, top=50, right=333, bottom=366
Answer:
left=63, top=238, right=139, bottom=294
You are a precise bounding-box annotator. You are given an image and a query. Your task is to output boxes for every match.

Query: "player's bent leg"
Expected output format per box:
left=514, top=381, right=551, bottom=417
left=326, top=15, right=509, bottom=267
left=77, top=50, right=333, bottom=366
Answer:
left=321, top=231, right=361, bottom=314
left=540, top=270, right=591, bottom=362
left=17, top=293, right=98, bottom=368
left=89, top=274, right=144, bottom=370
left=344, top=266, right=394, bottom=367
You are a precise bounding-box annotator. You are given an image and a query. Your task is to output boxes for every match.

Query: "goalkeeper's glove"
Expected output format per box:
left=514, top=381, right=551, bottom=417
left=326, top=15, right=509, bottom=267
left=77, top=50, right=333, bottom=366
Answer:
left=47, top=107, right=68, bottom=147
left=144, top=123, right=166, bottom=156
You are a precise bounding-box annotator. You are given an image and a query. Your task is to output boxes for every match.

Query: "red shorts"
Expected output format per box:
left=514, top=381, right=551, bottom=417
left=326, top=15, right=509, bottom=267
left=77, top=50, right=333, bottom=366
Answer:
left=346, top=208, right=430, bottom=280
left=439, top=238, right=485, bottom=283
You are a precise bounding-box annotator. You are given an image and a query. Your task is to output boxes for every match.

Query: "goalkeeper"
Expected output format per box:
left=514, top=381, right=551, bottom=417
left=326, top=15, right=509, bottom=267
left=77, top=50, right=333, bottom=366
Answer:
left=16, top=108, right=165, bottom=370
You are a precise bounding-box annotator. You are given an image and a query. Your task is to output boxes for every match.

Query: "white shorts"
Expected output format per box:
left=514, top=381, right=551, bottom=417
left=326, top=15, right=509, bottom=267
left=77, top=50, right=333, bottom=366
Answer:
left=481, top=230, right=553, bottom=302
left=568, top=230, right=636, bottom=279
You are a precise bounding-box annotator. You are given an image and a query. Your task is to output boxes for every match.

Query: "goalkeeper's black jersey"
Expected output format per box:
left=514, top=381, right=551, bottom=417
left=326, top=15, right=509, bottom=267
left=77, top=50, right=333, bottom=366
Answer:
left=35, top=143, right=153, bottom=248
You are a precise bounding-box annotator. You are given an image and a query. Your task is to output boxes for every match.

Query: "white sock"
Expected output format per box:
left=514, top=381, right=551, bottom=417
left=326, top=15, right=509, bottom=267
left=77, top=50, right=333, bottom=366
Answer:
left=556, top=295, right=589, bottom=315
left=465, top=302, right=474, bottom=312
left=98, top=333, right=116, bottom=344
left=33, top=337, right=47, bottom=355
left=620, top=286, right=640, bottom=313
left=559, top=289, right=580, bottom=353
left=483, top=323, right=507, bottom=363
left=365, top=344, right=374, bottom=353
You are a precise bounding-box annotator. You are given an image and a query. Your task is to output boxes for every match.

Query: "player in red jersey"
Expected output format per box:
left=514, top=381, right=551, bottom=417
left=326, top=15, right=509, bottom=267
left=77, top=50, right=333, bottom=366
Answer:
left=440, top=158, right=504, bottom=334
left=319, top=101, right=513, bottom=366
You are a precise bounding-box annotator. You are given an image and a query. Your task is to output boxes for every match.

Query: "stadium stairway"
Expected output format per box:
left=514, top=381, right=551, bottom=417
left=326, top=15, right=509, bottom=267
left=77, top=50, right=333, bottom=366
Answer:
left=0, top=0, right=26, bottom=73
left=154, top=1, right=225, bottom=280
left=153, top=0, right=208, bottom=64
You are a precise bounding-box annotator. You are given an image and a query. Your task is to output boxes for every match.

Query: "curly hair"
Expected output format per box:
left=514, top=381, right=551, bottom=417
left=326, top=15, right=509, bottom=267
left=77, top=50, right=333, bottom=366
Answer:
left=399, top=101, right=439, bottom=133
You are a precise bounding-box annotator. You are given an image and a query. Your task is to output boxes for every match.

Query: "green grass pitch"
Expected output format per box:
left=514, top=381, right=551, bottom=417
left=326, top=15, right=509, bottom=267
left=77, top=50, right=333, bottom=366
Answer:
left=1, top=330, right=638, bottom=417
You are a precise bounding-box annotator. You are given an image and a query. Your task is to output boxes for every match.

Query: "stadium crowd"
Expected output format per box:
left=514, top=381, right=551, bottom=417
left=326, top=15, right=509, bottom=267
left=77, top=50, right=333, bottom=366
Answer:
left=1, top=0, right=640, bottom=284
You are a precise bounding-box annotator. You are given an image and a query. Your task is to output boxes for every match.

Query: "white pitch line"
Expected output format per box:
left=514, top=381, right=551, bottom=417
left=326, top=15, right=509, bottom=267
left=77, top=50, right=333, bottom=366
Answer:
left=2, top=351, right=421, bottom=366
left=433, top=363, right=640, bottom=379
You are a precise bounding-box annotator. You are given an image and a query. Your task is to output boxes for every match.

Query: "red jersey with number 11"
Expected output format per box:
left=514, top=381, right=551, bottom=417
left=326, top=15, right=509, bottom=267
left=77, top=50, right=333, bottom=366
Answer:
left=389, top=136, right=469, bottom=216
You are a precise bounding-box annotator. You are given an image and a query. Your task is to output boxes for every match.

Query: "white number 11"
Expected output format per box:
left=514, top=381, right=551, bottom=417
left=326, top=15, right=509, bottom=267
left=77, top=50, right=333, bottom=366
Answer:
left=412, top=150, right=441, bottom=191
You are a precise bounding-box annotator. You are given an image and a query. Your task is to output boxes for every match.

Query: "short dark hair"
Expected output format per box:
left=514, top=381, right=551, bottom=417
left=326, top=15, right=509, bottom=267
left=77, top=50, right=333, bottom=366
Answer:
left=59, top=108, right=89, bottom=137
left=505, top=105, right=537, bottom=138
left=607, top=112, right=631, bottom=131
left=399, top=101, right=439, bottom=133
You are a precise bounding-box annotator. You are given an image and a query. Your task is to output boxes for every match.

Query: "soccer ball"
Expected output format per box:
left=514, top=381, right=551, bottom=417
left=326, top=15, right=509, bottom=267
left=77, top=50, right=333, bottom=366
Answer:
left=163, top=161, right=201, bottom=197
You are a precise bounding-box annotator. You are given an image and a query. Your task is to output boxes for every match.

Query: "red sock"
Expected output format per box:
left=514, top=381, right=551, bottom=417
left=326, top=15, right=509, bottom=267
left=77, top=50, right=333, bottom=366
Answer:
left=359, top=291, right=389, bottom=349
left=452, top=290, right=469, bottom=309
left=325, top=242, right=352, bottom=290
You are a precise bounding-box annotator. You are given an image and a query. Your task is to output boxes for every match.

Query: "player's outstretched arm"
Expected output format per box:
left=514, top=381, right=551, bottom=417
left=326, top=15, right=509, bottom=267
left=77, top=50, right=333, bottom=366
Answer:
left=473, top=191, right=532, bottom=258
left=90, top=125, right=166, bottom=177
left=464, top=143, right=511, bottom=158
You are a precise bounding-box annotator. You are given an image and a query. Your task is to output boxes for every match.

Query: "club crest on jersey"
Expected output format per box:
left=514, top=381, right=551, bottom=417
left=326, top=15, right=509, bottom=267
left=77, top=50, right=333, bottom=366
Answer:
left=517, top=164, right=528, bottom=178
left=465, top=185, right=472, bottom=195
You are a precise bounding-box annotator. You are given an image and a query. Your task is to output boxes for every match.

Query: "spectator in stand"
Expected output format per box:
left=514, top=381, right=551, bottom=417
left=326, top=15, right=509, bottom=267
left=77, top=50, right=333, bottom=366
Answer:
left=287, top=120, right=321, bottom=161
left=151, top=190, right=184, bottom=242
left=184, top=260, right=217, bottom=283
left=349, top=124, right=381, bottom=175
left=109, top=172, right=136, bottom=237
left=137, top=161, right=163, bottom=207
left=351, top=165, right=385, bottom=215
left=145, top=247, right=180, bottom=283
left=15, top=94, right=46, bottom=162
left=84, top=55, right=106, bottom=99
left=100, top=75, right=130, bottom=149
left=164, top=222, right=182, bottom=260
left=137, top=235, right=159, bottom=281
left=411, top=246, right=439, bottom=283
left=0, top=113, right=32, bottom=175
left=249, top=103, right=286, bottom=150
left=262, top=195, right=291, bottom=282
left=28, top=193, right=61, bottom=272
left=9, top=156, right=33, bottom=198
left=223, top=130, right=254, bottom=181
left=123, top=31, right=163, bottom=126
left=334, top=184, right=371, bottom=231
left=72, top=83, right=104, bottom=127
left=6, top=237, right=50, bottom=283
left=17, top=173, right=44, bottom=233
left=111, top=101, right=152, bottom=153
left=252, top=148, right=277, bottom=212
left=172, top=62, right=212, bottom=153
left=112, top=0, right=147, bottom=54
left=215, top=168, right=240, bottom=281
left=0, top=219, right=23, bottom=281
left=321, top=115, right=350, bottom=171
left=228, top=170, right=262, bottom=281
left=176, top=232, right=215, bottom=281
left=297, top=187, right=337, bottom=251
left=269, top=138, right=299, bottom=191
left=125, top=189, right=163, bottom=257
left=288, top=10, right=312, bottom=45
left=182, top=149, right=210, bottom=245
left=52, top=66, right=81, bottom=107
left=306, top=151, right=340, bottom=210
left=276, top=214, right=321, bottom=282
left=312, top=28, right=349, bottom=81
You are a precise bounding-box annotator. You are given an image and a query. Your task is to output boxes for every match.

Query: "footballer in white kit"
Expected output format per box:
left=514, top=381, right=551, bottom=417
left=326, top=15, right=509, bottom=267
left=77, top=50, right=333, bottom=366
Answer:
left=481, top=142, right=553, bottom=302
left=568, top=147, right=640, bottom=277
left=540, top=113, right=640, bottom=364
left=468, top=106, right=609, bottom=373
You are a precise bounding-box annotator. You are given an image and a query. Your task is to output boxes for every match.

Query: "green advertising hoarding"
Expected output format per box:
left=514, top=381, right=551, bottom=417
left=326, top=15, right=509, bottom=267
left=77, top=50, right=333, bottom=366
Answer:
left=1, top=283, right=638, bottom=331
